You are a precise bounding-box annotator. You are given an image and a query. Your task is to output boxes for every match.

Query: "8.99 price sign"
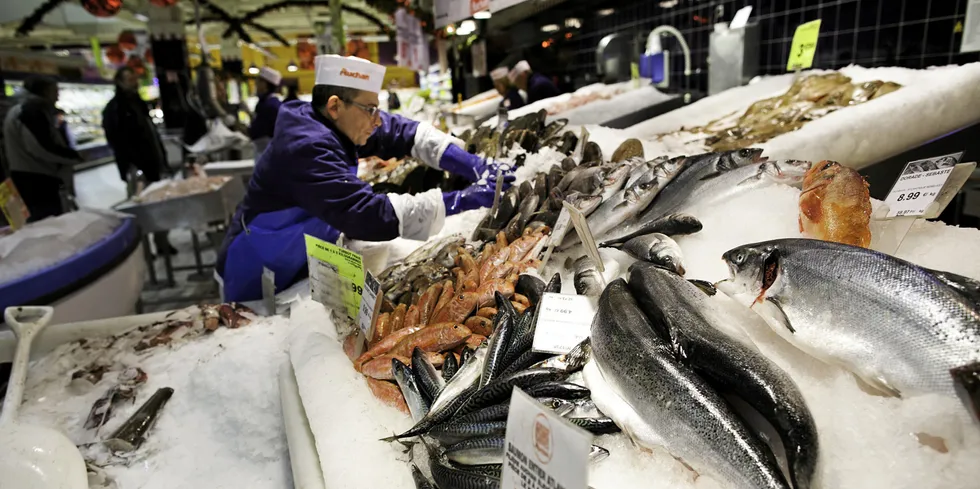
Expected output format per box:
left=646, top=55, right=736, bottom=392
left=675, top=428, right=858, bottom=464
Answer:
left=883, top=153, right=961, bottom=218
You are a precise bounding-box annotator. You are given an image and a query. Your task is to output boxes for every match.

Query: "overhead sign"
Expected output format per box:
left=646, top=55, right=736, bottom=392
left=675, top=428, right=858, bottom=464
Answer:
left=490, top=0, right=526, bottom=12
left=396, top=8, right=429, bottom=71
left=435, top=0, right=494, bottom=28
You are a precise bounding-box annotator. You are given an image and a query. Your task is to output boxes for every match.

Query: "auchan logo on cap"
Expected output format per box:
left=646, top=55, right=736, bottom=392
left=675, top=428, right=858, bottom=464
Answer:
left=340, top=68, right=370, bottom=80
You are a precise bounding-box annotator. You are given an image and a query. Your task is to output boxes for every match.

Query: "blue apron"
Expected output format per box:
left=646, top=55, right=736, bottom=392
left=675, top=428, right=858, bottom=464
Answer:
left=221, top=207, right=340, bottom=302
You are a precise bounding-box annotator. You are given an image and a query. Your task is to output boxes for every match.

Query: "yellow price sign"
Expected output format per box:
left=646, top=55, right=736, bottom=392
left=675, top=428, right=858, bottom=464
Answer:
left=0, top=178, right=30, bottom=231
left=786, top=19, right=821, bottom=71
left=304, top=234, right=365, bottom=320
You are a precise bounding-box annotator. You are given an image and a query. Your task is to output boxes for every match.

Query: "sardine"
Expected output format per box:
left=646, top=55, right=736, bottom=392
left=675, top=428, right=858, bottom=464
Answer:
left=597, top=213, right=702, bottom=247
left=567, top=416, right=621, bottom=435
left=413, top=347, right=446, bottom=401
left=614, top=233, right=686, bottom=275
left=455, top=368, right=569, bottom=417
left=443, top=352, right=460, bottom=382
left=522, top=381, right=591, bottom=400
left=588, top=279, right=790, bottom=489
left=629, top=264, right=819, bottom=489
left=429, top=420, right=508, bottom=444
left=723, top=238, right=980, bottom=399
left=573, top=255, right=604, bottom=296
left=481, top=295, right=515, bottom=388
left=393, top=358, right=430, bottom=422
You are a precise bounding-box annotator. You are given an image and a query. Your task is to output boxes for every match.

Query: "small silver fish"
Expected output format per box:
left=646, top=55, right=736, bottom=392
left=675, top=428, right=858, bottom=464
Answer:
left=573, top=255, right=605, bottom=296
left=618, top=233, right=686, bottom=275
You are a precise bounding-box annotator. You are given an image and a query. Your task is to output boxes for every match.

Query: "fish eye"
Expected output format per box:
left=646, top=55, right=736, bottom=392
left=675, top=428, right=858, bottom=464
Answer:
left=739, top=149, right=753, bottom=158
left=732, top=251, right=745, bottom=264
left=822, top=161, right=835, bottom=171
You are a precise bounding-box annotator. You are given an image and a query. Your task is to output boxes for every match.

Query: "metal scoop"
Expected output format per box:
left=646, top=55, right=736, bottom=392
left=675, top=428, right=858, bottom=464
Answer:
left=0, top=306, right=88, bottom=489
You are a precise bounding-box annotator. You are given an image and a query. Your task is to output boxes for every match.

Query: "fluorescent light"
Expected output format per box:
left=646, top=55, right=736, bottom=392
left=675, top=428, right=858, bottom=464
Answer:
left=287, top=60, right=298, bottom=72
left=474, top=10, right=491, bottom=19
left=659, top=0, right=678, bottom=7
left=248, top=64, right=260, bottom=75
left=598, top=8, right=615, bottom=16
left=541, top=24, right=559, bottom=33
left=446, top=25, right=455, bottom=34
left=565, top=18, right=581, bottom=29
left=457, top=20, right=476, bottom=35
left=135, top=13, right=149, bottom=22
left=55, top=50, right=70, bottom=57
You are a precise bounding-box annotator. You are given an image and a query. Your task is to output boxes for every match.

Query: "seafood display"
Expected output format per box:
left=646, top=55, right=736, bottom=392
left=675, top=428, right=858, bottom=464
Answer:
left=798, top=160, right=872, bottom=247
left=132, top=176, right=231, bottom=203
left=671, top=73, right=902, bottom=151
left=458, top=110, right=578, bottom=159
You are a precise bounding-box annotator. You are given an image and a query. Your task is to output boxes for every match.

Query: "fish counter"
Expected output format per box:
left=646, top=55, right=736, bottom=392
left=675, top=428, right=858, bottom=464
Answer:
left=5, top=65, right=980, bottom=489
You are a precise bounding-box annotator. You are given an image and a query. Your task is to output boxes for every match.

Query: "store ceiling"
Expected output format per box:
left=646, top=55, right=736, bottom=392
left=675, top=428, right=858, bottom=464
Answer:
left=0, top=0, right=394, bottom=49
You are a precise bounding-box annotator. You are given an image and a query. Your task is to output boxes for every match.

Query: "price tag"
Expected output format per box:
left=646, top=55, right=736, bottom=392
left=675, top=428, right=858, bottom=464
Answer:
left=563, top=201, right=604, bottom=273
left=786, top=19, right=821, bottom=71
left=537, top=207, right=570, bottom=274
left=531, top=292, right=597, bottom=355
left=883, top=152, right=963, bottom=218
left=358, top=271, right=382, bottom=338
left=305, top=234, right=365, bottom=321
left=501, top=388, right=590, bottom=489
left=730, top=5, right=753, bottom=29
left=0, top=178, right=30, bottom=231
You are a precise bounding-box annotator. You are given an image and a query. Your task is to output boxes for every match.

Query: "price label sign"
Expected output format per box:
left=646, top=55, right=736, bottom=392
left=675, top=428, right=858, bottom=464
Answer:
left=501, top=388, right=590, bottom=489
left=786, top=19, right=821, bottom=71
left=358, top=271, right=382, bottom=338
left=883, top=153, right=962, bottom=218
left=0, top=178, right=30, bottom=231
left=305, top=234, right=366, bottom=321
left=531, top=292, right=597, bottom=355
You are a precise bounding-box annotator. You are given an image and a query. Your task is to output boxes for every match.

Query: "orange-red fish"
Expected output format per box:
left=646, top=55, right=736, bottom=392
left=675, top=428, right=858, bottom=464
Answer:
left=464, top=316, right=494, bottom=336
left=365, top=377, right=408, bottom=414
left=799, top=160, right=872, bottom=248
left=388, top=322, right=472, bottom=358
left=476, top=279, right=515, bottom=308
left=417, top=282, right=443, bottom=326
left=432, top=292, right=480, bottom=324
left=355, top=325, right=425, bottom=369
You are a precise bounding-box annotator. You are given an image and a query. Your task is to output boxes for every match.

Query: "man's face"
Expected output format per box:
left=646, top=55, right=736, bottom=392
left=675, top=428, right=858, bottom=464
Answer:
left=329, top=90, right=381, bottom=146
left=514, top=72, right=530, bottom=90
left=493, top=79, right=508, bottom=96
left=120, top=70, right=139, bottom=92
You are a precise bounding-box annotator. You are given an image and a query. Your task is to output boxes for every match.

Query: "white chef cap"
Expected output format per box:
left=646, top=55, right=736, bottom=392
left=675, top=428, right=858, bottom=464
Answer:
left=508, top=60, right=531, bottom=82
left=490, top=67, right=510, bottom=81
left=314, top=55, right=386, bottom=93
left=258, top=66, right=282, bottom=86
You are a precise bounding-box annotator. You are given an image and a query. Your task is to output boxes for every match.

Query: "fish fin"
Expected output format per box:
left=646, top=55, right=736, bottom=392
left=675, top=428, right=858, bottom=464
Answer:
left=698, top=171, right=723, bottom=181
left=852, top=373, right=901, bottom=398
left=950, top=361, right=980, bottom=423
left=687, top=279, right=717, bottom=296
left=925, top=268, right=980, bottom=308
left=761, top=297, right=795, bottom=334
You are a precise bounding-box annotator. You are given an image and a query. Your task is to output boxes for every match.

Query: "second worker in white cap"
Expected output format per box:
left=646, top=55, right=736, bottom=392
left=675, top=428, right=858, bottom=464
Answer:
left=490, top=66, right=525, bottom=110
left=249, top=66, right=283, bottom=155
left=217, top=55, right=514, bottom=301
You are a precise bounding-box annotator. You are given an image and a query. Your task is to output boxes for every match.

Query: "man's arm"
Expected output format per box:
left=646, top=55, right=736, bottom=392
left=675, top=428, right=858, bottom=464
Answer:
left=358, top=111, right=419, bottom=161
left=249, top=97, right=282, bottom=139
left=19, top=103, right=80, bottom=162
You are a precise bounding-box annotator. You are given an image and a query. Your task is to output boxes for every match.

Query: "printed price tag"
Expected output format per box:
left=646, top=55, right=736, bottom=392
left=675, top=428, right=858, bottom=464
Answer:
left=358, top=271, right=382, bottom=338
left=0, top=178, right=30, bottom=231
left=501, top=388, right=590, bottom=489
left=531, top=292, right=597, bottom=355
left=883, top=153, right=962, bottom=218
left=305, top=234, right=366, bottom=321
left=786, top=19, right=821, bottom=71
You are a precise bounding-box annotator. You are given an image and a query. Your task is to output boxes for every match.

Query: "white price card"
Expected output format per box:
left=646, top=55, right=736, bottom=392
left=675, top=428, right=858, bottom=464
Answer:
left=501, top=388, right=590, bottom=489
left=550, top=208, right=571, bottom=247
left=358, top=271, right=382, bottom=338
left=531, top=293, right=597, bottom=355
left=883, top=152, right=963, bottom=218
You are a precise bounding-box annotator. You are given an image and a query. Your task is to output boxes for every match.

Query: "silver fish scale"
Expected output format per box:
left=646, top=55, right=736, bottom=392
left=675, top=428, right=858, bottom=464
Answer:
left=592, top=281, right=789, bottom=489
left=770, top=241, right=980, bottom=396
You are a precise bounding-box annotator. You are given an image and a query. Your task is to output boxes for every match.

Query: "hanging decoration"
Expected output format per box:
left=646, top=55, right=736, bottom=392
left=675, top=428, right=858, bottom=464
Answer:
left=149, top=0, right=180, bottom=6
left=117, top=30, right=138, bottom=51
left=80, top=0, right=124, bottom=17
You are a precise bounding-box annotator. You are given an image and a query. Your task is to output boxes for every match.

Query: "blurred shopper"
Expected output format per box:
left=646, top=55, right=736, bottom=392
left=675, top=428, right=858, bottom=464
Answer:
left=509, top=60, right=561, bottom=105
left=491, top=67, right=525, bottom=110
left=103, top=66, right=175, bottom=254
left=2, top=75, right=81, bottom=221
left=249, top=67, right=283, bottom=155
left=283, top=83, right=300, bottom=103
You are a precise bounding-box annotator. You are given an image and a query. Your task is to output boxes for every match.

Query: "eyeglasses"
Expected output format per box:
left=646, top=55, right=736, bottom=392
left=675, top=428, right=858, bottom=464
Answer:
left=346, top=100, right=381, bottom=119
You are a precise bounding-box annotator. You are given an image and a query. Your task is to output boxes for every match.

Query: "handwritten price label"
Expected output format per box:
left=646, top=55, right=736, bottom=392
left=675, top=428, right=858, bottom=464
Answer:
left=531, top=293, right=596, bottom=355
left=787, top=19, right=821, bottom=71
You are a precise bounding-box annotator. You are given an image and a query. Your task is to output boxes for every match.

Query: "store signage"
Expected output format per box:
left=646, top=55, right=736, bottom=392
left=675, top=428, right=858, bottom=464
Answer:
left=396, top=8, right=429, bottom=71
left=786, top=19, right=821, bottom=71
left=501, top=388, right=590, bottom=489
left=490, top=0, right=526, bottom=12
left=304, top=234, right=366, bottom=321
left=883, top=152, right=966, bottom=218
left=357, top=271, right=382, bottom=338
left=0, top=179, right=30, bottom=231
left=531, top=292, right=597, bottom=355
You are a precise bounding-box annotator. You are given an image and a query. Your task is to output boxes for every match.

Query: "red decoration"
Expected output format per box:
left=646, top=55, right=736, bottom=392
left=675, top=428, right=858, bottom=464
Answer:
left=144, top=48, right=154, bottom=65
left=105, top=45, right=125, bottom=64
left=80, top=0, right=123, bottom=17
left=149, top=0, right=179, bottom=6
left=117, top=30, right=137, bottom=51
left=126, top=56, right=146, bottom=76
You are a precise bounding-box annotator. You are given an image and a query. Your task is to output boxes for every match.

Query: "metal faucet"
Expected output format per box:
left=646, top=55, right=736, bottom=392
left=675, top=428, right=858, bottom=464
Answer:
left=645, top=25, right=692, bottom=87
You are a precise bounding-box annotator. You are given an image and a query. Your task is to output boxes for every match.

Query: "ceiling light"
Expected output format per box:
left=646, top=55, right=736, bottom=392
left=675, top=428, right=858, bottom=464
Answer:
left=474, top=10, right=491, bottom=20
left=565, top=18, right=581, bottom=29
left=659, top=0, right=678, bottom=7
left=446, top=25, right=455, bottom=34
left=287, top=60, right=298, bottom=72
left=248, top=63, right=260, bottom=75
left=55, top=50, right=70, bottom=57
left=134, top=13, right=149, bottom=22
left=598, top=8, right=615, bottom=16
left=457, top=20, right=476, bottom=35
left=541, top=24, right=559, bottom=33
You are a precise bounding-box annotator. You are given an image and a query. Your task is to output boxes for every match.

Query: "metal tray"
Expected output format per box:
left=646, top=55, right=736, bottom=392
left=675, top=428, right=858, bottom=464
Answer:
left=114, top=177, right=245, bottom=232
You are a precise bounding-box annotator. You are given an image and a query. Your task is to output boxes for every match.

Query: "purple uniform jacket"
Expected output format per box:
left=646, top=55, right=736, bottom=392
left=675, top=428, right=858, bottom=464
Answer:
left=248, top=93, right=282, bottom=140
left=217, top=100, right=420, bottom=274
left=501, top=87, right=526, bottom=110
left=526, top=72, right=561, bottom=105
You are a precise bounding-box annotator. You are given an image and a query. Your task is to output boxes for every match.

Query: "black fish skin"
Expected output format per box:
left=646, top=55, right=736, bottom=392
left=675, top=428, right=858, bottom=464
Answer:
left=598, top=213, right=703, bottom=247
left=501, top=308, right=536, bottom=368
left=544, top=273, right=562, bottom=294
left=522, top=381, right=591, bottom=400
left=515, top=275, right=546, bottom=305
left=591, top=280, right=790, bottom=489
left=498, top=350, right=552, bottom=378
left=567, top=416, right=621, bottom=435
left=443, top=353, right=460, bottom=382
left=455, top=368, right=568, bottom=417
left=413, top=347, right=445, bottom=402
left=481, top=293, right=516, bottom=388
left=428, top=421, right=508, bottom=444
left=451, top=403, right=512, bottom=425
left=386, top=384, right=479, bottom=440
left=628, top=266, right=817, bottom=489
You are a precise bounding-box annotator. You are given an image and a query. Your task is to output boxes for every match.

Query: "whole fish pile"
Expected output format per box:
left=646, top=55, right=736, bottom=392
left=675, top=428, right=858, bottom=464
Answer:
left=378, top=235, right=468, bottom=306
left=587, top=271, right=818, bottom=489
left=459, top=110, right=579, bottom=159
left=798, top=160, right=872, bottom=247
left=723, top=238, right=980, bottom=401
left=350, top=228, right=553, bottom=411
left=671, top=72, right=902, bottom=151
left=379, top=274, right=618, bottom=489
